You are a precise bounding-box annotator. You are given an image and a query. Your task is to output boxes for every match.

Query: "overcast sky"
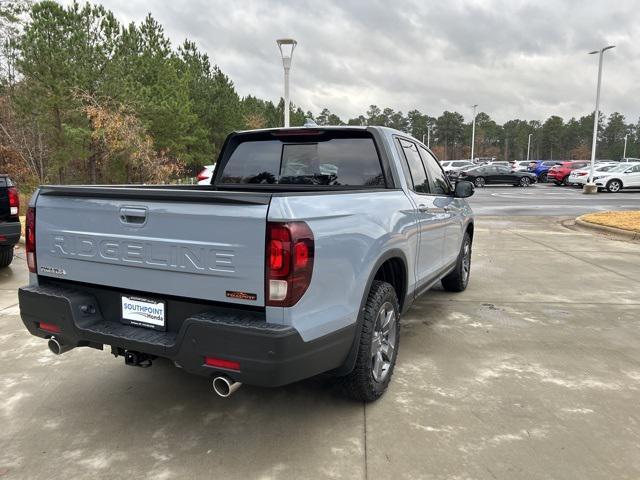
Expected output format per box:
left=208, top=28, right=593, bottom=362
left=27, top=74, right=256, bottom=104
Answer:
left=70, top=0, right=639, bottom=124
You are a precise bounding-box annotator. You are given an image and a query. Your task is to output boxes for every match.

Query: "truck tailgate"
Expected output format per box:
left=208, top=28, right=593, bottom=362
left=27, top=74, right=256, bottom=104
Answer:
left=34, top=187, right=270, bottom=306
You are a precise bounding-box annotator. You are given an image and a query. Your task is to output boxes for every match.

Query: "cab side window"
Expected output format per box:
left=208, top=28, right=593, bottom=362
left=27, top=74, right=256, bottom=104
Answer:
left=419, top=146, right=452, bottom=195
left=397, top=138, right=430, bottom=194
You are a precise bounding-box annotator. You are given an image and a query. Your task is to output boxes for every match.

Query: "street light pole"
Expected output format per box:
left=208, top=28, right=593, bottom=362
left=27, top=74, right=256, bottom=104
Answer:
left=427, top=126, right=431, bottom=148
left=527, top=133, right=532, bottom=162
left=276, top=38, right=297, bottom=128
left=623, top=134, right=628, bottom=159
left=584, top=45, right=615, bottom=194
left=470, top=104, right=478, bottom=162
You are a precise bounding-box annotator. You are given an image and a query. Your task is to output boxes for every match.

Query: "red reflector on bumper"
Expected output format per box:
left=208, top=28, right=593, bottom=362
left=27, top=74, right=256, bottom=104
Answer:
left=204, top=357, right=240, bottom=371
left=39, top=322, right=60, bottom=333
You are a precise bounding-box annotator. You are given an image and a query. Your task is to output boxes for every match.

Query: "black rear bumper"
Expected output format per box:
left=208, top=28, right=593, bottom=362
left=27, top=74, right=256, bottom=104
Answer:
left=0, top=221, right=21, bottom=246
left=18, top=284, right=355, bottom=387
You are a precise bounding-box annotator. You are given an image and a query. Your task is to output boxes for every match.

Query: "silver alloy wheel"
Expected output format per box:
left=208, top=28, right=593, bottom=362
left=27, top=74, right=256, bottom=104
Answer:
left=461, top=239, right=471, bottom=284
left=608, top=180, right=621, bottom=192
left=520, top=177, right=531, bottom=187
left=371, top=301, right=397, bottom=383
left=474, top=177, right=485, bottom=188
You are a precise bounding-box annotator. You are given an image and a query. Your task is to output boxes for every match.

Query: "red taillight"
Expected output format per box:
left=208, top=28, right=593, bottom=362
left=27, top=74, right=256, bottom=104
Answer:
left=204, top=356, right=240, bottom=371
left=26, top=207, right=36, bottom=273
left=265, top=222, right=314, bottom=307
left=7, top=186, right=19, bottom=216
left=196, top=168, right=209, bottom=181
left=38, top=322, right=60, bottom=333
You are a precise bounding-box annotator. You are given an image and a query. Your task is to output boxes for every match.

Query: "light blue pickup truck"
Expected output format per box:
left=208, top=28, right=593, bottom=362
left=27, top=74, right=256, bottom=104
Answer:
left=19, top=126, right=475, bottom=401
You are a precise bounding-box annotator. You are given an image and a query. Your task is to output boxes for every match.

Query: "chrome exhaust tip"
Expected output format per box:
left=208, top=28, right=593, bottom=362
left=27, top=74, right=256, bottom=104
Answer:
left=48, top=337, right=73, bottom=355
left=212, top=376, right=242, bottom=398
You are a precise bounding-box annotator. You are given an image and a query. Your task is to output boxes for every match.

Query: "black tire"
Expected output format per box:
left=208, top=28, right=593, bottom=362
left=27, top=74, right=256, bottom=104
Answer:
left=519, top=176, right=531, bottom=187
left=0, top=246, right=14, bottom=268
left=539, top=173, right=547, bottom=183
left=606, top=179, right=622, bottom=193
left=474, top=176, right=485, bottom=188
left=340, top=281, right=400, bottom=402
left=441, top=232, right=472, bottom=292
left=562, top=175, right=569, bottom=186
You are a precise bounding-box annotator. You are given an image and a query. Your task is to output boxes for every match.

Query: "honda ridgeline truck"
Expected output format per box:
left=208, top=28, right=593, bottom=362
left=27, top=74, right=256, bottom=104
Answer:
left=19, top=126, right=475, bottom=401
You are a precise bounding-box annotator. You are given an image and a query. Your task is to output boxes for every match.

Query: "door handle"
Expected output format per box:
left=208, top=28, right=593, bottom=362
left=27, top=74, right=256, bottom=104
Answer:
left=418, top=204, right=446, bottom=214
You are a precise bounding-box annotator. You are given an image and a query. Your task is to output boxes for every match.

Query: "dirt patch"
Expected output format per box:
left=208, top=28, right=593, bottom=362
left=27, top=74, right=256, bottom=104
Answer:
left=579, top=211, right=640, bottom=233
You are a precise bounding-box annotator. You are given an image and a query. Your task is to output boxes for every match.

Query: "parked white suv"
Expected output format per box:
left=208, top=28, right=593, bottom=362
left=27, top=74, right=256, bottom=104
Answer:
left=196, top=164, right=216, bottom=185
left=441, top=160, right=475, bottom=173
left=593, top=162, right=640, bottom=192
left=442, top=160, right=476, bottom=182
left=510, top=160, right=531, bottom=172
left=568, top=163, right=618, bottom=186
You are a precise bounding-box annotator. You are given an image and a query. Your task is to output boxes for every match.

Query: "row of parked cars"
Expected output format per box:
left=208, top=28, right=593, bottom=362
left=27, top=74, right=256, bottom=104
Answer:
left=441, top=160, right=538, bottom=188
left=526, top=159, right=640, bottom=192
left=441, top=158, right=640, bottom=192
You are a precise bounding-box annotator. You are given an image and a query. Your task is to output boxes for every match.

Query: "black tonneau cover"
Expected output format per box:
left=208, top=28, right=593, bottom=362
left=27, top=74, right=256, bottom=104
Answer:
left=38, top=185, right=272, bottom=205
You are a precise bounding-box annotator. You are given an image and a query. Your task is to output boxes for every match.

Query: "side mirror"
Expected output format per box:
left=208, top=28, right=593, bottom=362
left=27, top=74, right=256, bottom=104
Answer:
left=454, top=180, right=474, bottom=198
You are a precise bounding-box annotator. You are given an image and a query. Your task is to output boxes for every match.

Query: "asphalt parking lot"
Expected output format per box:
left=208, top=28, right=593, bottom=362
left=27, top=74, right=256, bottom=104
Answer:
left=467, top=182, right=640, bottom=216
left=1, top=191, right=640, bottom=479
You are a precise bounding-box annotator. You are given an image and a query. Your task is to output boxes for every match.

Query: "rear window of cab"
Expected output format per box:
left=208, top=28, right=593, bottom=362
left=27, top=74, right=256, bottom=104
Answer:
left=218, top=131, right=385, bottom=187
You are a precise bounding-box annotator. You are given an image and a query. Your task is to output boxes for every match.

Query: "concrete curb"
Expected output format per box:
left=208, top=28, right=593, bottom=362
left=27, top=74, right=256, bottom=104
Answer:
left=575, top=217, right=640, bottom=242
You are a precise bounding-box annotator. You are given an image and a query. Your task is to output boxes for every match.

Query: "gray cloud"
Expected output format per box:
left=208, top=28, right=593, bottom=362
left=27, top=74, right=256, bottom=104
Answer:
left=66, top=0, right=640, bottom=123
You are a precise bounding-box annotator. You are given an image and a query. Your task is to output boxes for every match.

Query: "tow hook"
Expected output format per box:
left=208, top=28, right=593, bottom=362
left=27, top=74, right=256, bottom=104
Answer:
left=124, top=350, right=154, bottom=368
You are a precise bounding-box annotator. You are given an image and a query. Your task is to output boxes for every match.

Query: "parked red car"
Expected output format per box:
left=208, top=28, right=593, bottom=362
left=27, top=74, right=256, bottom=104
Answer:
left=547, top=161, right=589, bottom=185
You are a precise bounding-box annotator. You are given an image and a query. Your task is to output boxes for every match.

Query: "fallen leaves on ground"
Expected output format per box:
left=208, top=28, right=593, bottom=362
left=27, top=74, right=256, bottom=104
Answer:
left=581, top=211, right=640, bottom=233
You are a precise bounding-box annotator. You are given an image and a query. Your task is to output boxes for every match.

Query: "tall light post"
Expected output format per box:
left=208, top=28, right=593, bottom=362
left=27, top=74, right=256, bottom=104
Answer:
left=584, top=45, right=615, bottom=194
left=526, top=133, right=532, bottom=161
left=623, top=133, right=628, bottom=159
left=470, top=104, right=478, bottom=162
left=276, top=38, right=297, bottom=127
left=422, top=126, right=432, bottom=148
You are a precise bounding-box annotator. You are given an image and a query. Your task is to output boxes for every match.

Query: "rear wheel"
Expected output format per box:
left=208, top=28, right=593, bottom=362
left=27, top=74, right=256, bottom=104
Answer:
left=474, top=177, right=485, bottom=188
left=539, top=173, right=547, bottom=183
left=341, top=281, right=400, bottom=402
left=562, top=175, right=569, bottom=186
left=606, top=179, right=622, bottom=193
left=0, top=246, right=14, bottom=268
left=442, top=232, right=472, bottom=292
left=519, top=176, right=531, bottom=187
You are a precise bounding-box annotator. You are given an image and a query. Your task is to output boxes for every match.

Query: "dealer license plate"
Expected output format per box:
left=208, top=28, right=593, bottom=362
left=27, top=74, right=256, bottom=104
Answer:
left=121, top=295, right=166, bottom=331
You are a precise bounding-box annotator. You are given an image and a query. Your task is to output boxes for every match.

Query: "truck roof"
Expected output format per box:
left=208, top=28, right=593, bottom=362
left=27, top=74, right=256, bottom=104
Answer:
left=235, top=125, right=407, bottom=136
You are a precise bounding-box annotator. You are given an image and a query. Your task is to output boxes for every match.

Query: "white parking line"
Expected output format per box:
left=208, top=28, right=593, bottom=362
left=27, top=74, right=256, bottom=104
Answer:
left=490, top=191, right=578, bottom=198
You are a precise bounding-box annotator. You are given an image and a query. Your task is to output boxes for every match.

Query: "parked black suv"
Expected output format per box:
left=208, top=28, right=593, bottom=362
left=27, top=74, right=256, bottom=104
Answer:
left=0, top=175, right=20, bottom=267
